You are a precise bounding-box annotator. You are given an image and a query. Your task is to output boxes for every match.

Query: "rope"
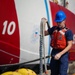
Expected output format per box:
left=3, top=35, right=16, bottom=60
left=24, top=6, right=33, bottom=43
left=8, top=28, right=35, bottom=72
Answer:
left=0, top=55, right=51, bottom=66
left=40, top=19, right=48, bottom=75
left=42, top=19, right=48, bottom=75
left=39, top=19, right=44, bottom=75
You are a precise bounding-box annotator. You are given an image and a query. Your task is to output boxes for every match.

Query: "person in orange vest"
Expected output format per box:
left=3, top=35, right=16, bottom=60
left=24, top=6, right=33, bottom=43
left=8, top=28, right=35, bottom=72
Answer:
left=42, top=10, right=73, bottom=75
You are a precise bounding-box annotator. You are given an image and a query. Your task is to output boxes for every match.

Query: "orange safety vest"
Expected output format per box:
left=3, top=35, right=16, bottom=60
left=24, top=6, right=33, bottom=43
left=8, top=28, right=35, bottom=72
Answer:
left=50, top=28, right=68, bottom=50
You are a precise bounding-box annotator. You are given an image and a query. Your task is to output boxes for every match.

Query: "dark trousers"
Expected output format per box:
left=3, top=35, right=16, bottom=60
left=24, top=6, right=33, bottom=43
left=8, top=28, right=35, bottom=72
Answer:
left=50, top=49, right=69, bottom=75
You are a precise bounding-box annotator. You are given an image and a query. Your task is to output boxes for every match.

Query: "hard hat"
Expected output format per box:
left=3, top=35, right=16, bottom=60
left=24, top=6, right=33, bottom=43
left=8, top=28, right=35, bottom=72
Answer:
left=55, top=10, right=66, bottom=22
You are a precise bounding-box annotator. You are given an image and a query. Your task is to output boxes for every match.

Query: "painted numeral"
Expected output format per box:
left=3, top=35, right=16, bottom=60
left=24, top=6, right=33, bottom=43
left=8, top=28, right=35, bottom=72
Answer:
left=2, top=20, right=16, bottom=35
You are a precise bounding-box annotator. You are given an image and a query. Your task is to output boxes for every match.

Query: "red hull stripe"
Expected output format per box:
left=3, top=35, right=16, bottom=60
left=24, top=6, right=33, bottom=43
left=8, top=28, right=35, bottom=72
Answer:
left=0, top=0, right=20, bottom=65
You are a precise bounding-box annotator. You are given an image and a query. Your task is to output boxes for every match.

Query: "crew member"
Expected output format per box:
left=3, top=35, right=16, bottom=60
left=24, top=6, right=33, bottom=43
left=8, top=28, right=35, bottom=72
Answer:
left=42, top=10, right=73, bottom=75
